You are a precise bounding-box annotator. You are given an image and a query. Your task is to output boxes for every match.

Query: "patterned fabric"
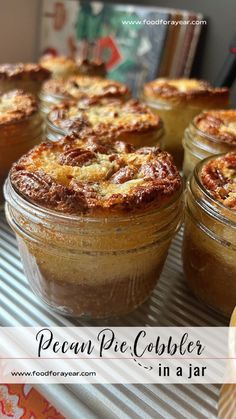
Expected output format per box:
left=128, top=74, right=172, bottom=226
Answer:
left=0, top=385, right=64, bottom=418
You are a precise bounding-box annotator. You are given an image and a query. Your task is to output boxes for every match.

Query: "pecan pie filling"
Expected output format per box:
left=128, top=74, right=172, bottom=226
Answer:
left=6, top=135, right=182, bottom=318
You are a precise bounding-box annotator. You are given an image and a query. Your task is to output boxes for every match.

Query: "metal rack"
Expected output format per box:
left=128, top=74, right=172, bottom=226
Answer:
left=0, top=212, right=226, bottom=418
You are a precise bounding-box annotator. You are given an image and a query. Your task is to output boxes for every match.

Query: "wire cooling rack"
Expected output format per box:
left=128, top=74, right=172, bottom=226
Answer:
left=0, top=212, right=227, bottom=419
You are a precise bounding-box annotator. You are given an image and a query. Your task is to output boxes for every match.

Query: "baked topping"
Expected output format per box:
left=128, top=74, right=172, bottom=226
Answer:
left=0, top=90, right=38, bottom=124
left=0, top=63, right=51, bottom=81
left=40, top=56, right=107, bottom=78
left=194, top=110, right=236, bottom=144
left=10, top=135, right=181, bottom=214
left=42, top=76, right=130, bottom=100
left=39, top=55, right=78, bottom=75
left=201, top=152, right=236, bottom=210
left=48, top=99, right=162, bottom=136
left=144, top=78, right=229, bottom=104
left=76, top=58, right=107, bottom=77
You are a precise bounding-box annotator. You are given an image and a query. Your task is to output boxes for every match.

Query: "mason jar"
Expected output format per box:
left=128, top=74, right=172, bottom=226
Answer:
left=45, top=99, right=165, bottom=149
left=182, top=156, right=236, bottom=317
left=183, top=111, right=236, bottom=178
left=218, top=307, right=236, bottom=418
left=0, top=93, right=43, bottom=205
left=39, top=90, right=65, bottom=119
left=0, top=63, right=51, bottom=96
left=40, top=76, right=130, bottom=119
left=4, top=177, right=183, bottom=319
left=142, top=79, right=229, bottom=169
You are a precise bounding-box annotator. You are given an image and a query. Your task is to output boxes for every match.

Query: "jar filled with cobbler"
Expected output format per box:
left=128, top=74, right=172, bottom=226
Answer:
left=183, top=152, right=236, bottom=317
left=4, top=135, right=183, bottom=318
left=40, top=75, right=130, bottom=118
left=46, top=99, right=164, bottom=149
left=0, top=90, right=43, bottom=205
left=39, top=55, right=107, bottom=79
left=183, top=110, right=236, bottom=178
left=142, top=78, right=230, bottom=169
left=0, top=63, right=51, bottom=96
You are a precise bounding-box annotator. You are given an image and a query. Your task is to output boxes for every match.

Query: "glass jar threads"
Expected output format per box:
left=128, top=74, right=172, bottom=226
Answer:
left=0, top=63, right=50, bottom=96
left=0, top=90, right=43, bottom=204
left=183, top=152, right=236, bottom=317
left=142, top=78, right=229, bottom=168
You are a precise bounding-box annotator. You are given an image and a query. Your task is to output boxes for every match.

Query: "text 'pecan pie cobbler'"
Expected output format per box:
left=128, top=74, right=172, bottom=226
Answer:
left=40, top=75, right=130, bottom=116
left=0, top=90, right=43, bottom=204
left=0, top=63, right=51, bottom=95
left=183, top=152, right=236, bottom=317
left=5, top=135, right=183, bottom=318
left=46, top=99, right=164, bottom=148
left=142, top=78, right=230, bottom=168
left=183, top=110, right=236, bottom=177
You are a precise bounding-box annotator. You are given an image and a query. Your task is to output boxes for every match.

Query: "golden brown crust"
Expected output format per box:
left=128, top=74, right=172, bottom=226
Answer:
left=42, top=75, right=130, bottom=100
left=200, top=152, right=236, bottom=210
left=194, top=110, right=236, bottom=145
left=0, top=63, right=51, bottom=81
left=10, top=135, right=181, bottom=215
left=39, top=55, right=78, bottom=77
left=76, top=58, right=107, bottom=77
left=48, top=99, right=162, bottom=137
left=0, top=90, right=38, bottom=125
left=143, top=78, right=229, bottom=107
left=40, top=56, right=107, bottom=78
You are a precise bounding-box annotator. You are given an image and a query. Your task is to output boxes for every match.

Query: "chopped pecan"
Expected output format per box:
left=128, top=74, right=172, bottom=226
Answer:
left=58, top=148, right=96, bottom=167
left=111, top=166, right=136, bottom=184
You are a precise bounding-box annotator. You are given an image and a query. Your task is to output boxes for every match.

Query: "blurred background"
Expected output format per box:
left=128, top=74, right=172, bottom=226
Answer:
left=0, top=0, right=235, bottom=101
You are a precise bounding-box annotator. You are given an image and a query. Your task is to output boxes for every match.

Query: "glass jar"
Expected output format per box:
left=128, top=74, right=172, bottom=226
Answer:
left=183, top=121, right=236, bottom=178
left=39, top=77, right=130, bottom=119
left=182, top=157, right=236, bottom=317
left=141, top=98, right=208, bottom=169
left=4, top=177, right=183, bottom=319
left=218, top=307, right=236, bottom=418
left=39, top=91, right=66, bottom=119
left=45, top=114, right=165, bottom=149
left=0, top=113, right=43, bottom=205
left=0, top=80, right=46, bottom=97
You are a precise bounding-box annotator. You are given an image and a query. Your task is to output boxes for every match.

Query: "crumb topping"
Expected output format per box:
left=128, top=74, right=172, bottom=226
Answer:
left=144, top=78, right=229, bottom=105
left=48, top=99, right=162, bottom=136
left=39, top=55, right=78, bottom=74
left=76, top=58, right=107, bottom=77
left=42, top=75, right=130, bottom=100
left=201, top=152, right=236, bottom=210
left=0, top=63, right=51, bottom=81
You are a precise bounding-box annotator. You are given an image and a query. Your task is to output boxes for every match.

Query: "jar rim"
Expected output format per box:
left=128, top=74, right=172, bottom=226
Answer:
left=4, top=176, right=183, bottom=225
left=192, top=153, right=236, bottom=225
left=46, top=115, right=66, bottom=136
left=191, top=118, right=236, bottom=146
